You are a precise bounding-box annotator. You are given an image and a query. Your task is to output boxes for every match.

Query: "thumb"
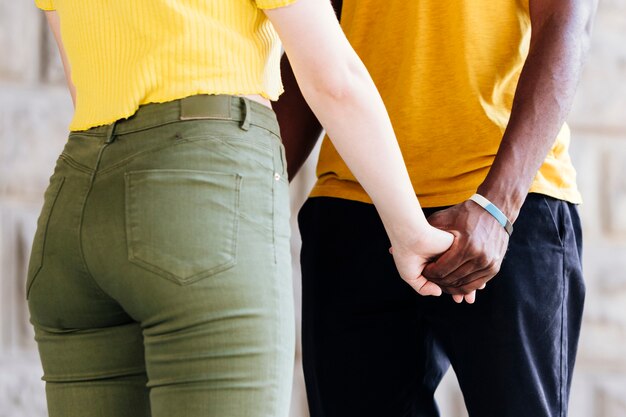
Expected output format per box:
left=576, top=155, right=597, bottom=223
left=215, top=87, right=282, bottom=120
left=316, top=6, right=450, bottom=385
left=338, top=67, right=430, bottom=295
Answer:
left=416, top=278, right=442, bottom=297
left=422, top=244, right=455, bottom=277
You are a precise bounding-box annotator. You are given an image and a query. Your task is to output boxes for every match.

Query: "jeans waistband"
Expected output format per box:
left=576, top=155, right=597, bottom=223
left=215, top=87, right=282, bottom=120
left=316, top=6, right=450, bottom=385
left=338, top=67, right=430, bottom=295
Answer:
left=75, top=95, right=281, bottom=141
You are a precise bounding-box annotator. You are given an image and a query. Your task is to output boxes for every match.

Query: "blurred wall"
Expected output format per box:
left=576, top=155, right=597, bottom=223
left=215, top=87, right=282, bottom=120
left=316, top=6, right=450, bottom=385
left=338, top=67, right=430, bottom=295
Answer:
left=1, top=1, right=625, bottom=416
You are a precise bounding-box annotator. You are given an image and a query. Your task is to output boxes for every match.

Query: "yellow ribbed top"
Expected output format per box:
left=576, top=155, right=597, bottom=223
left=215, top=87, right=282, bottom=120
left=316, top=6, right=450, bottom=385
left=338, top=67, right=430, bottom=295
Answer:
left=35, top=0, right=297, bottom=131
left=311, top=0, right=582, bottom=206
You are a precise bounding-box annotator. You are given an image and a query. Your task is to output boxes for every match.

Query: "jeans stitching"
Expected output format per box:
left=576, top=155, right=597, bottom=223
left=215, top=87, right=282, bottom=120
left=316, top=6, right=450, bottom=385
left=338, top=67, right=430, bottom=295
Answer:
left=96, top=139, right=185, bottom=177
left=78, top=143, right=117, bottom=299
left=124, top=170, right=241, bottom=285
left=59, top=154, right=94, bottom=175
left=26, top=176, right=66, bottom=298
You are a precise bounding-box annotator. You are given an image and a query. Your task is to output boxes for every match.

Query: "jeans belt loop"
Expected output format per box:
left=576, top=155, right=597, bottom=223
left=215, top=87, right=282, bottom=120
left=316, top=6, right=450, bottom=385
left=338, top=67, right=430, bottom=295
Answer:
left=240, top=97, right=251, bottom=131
left=105, top=120, right=118, bottom=144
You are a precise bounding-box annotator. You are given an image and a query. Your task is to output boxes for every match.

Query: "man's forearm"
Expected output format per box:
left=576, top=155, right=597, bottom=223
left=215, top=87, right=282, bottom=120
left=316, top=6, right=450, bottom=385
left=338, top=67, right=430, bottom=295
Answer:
left=273, top=55, right=323, bottom=180
left=478, top=0, right=597, bottom=222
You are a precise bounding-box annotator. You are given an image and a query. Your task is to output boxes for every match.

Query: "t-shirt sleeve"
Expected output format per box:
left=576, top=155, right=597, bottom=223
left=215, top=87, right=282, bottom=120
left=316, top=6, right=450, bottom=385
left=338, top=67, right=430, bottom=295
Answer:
left=255, top=0, right=299, bottom=10
left=35, top=0, right=55, bottom=10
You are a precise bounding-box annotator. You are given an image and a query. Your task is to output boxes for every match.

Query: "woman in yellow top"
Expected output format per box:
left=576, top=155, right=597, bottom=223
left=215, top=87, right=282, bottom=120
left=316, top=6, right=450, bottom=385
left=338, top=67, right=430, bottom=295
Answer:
left=28, top=1, right=471, bottom=416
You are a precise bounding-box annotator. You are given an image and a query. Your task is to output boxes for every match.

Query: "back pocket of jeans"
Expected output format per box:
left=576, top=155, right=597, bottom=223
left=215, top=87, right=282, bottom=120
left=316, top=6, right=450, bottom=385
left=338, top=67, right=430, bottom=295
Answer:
left=125, top=169, right=242, bottom=285
left=26, top=176, right=65, bottom=298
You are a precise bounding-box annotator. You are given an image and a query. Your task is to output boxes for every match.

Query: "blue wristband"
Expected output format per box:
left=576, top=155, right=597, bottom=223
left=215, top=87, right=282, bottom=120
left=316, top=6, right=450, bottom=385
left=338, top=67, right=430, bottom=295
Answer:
left=469, top=193, right=514, bottom=236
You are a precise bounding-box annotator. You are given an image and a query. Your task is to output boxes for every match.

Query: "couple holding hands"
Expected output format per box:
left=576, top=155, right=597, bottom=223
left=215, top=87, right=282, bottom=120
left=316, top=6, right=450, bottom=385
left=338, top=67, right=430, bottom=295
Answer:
left=28, top=0, right=595, bottom=416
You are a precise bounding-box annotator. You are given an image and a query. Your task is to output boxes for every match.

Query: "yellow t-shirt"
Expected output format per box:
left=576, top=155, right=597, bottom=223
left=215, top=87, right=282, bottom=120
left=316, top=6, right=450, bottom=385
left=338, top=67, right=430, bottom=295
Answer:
left=35, top=0, right=297, bottom=131
left=311, top=0, right=582, bottom=206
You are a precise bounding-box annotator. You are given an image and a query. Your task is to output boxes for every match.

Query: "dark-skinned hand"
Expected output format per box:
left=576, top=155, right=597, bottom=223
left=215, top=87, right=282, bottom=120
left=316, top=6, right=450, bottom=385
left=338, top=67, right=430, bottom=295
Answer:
left=422, top=200, right=510, bottom=302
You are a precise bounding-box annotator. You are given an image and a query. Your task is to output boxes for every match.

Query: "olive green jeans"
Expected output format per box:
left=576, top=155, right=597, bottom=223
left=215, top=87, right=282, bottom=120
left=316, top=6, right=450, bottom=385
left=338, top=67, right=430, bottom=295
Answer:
left=26, top=95, right=294, bottom=417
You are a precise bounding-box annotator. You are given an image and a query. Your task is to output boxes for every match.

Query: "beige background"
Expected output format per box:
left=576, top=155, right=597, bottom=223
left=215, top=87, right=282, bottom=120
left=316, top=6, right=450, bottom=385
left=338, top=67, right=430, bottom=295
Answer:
left=1, top=1, right=626, bottom=416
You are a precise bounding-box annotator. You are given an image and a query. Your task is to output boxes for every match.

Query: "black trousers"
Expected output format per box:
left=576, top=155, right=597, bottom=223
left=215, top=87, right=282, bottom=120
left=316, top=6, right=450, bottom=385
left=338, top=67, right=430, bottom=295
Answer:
left=299, top=194, right=585, bottom=417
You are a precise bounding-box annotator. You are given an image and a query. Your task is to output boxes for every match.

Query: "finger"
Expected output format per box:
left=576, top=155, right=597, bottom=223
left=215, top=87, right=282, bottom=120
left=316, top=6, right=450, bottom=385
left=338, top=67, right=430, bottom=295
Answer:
left=439, top=273, right=490, bottom=296
left=431, top=258, right=500, bottom=289
left=451, top=290, right=477, bottom=304
left=444, top=277, right=490, bottom=299
left=419, top=280, right=443, bottom=297
left=453, top=266, right=497, bottom=290
left=463, top=291, right=476, bottom=304
left=452, top=294, right=464, bottom=303
left=422, top=239, right=466, bottom=282
left=406, top=275, right=442, bottom=296
left=425, top=259, right=477, bottom=287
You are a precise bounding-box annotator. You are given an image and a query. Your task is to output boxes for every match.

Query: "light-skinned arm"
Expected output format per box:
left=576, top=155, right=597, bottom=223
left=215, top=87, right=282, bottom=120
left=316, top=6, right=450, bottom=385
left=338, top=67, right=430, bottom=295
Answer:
left=422, top=0, right=598, bottom=297
left=42, top=0, right=460, bottom=300
left=271, top=0, right=343, bottom=181
left=264, top=0, right=470, bottom=300
left=44, top=11, right=76, bottom=107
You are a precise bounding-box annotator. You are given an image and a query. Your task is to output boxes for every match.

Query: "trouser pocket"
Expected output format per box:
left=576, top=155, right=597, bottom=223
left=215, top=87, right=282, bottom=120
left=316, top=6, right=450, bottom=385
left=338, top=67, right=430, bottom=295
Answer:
left=125, top=169, right=242, bottom=285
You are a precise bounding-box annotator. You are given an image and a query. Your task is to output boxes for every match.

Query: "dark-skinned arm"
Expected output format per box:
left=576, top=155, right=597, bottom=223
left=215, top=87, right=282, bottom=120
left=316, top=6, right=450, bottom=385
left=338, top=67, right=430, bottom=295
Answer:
left=273, top=0, right=343, bottom=180
left=423, top=0, right=598, bottom=297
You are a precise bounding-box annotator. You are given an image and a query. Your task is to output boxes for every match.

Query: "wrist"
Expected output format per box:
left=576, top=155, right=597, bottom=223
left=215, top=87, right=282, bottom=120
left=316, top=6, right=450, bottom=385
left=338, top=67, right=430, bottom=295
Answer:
left=476, top=181, right=526, bottom=223
left=388, top=220, right=454, bottom=261
left=387, top=219, right=431, bottom=251
left=468, top=194, right=514, bottom=236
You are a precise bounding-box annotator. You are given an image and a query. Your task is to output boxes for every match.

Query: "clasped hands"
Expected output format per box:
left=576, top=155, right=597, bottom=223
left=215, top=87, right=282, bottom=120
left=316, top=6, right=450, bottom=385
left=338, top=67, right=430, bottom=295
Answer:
left=391, top=200, right=510, bottom=304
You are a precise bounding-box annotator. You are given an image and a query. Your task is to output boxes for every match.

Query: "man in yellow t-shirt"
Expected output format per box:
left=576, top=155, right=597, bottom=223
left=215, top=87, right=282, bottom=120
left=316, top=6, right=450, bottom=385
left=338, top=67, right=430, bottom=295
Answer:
left=275, top=0, right=597, bottom=416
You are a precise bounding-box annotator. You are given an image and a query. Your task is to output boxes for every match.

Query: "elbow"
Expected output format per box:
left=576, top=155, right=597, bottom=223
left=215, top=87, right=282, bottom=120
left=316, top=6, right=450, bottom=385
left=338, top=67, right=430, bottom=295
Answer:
left=306, top=69, right=355, bottom=103
left=568, top=0, right=598, bottom=41
left=531, top=0, right=598, bottom=54
left=579, top=0, right=598, bottom=50
left=300, top=57, right=366, bottom=106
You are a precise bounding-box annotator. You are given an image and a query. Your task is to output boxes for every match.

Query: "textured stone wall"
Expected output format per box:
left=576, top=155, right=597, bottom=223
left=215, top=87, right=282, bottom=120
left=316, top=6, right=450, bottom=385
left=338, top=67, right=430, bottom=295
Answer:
left=565, top=1, right=626, bottom=414
left=0, top=2, right=69, bottom=416
left=1, top=1, right=625, bottom=416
